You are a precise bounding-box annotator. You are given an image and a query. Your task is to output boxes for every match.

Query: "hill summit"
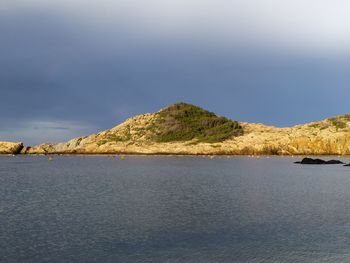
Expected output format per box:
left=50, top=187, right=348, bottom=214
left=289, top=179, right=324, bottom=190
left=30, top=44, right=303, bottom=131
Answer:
left=88, top=102, right=243, bottom=147
left=151, top=102, right=243, bottom=143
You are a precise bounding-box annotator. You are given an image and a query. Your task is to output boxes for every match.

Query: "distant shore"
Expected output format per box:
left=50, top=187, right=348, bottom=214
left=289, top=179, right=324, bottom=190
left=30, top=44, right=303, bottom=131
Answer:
left=3, top=103, right=350, bottom=156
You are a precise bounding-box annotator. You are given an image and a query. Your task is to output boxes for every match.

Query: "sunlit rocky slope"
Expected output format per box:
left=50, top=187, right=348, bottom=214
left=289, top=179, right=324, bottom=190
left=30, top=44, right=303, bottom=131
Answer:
left=0, top=142, right=23, bottom=154
left=3, top=103, right=350, bottom=155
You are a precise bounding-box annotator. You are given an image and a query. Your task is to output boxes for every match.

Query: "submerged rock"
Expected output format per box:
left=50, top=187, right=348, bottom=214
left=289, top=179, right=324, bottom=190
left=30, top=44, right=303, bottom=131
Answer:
left=326, top=160, right=344, bottom=164
left=294, top=157, right=344, bottom=165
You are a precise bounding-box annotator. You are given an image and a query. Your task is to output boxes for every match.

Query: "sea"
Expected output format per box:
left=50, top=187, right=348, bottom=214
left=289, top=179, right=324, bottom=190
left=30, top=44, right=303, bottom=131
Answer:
left=1, top=155, right=350, bottom=262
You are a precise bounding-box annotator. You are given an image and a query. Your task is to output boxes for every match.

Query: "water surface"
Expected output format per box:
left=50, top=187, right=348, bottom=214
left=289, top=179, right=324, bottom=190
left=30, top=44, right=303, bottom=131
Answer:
left=1, top=156, right=350, bottom=262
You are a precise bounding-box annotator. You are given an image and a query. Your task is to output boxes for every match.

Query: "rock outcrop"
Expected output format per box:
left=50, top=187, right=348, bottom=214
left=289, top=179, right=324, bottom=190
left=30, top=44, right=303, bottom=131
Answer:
left=0, top=141, right=24, bottom=154
left=294, top=157, right=344, bottom=165
left=22, top=103, right=350, bottom=155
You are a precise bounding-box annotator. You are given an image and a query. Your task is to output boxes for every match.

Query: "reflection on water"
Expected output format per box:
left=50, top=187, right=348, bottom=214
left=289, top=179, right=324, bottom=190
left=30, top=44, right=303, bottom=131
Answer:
left=1, top=156, right=350, bottom=262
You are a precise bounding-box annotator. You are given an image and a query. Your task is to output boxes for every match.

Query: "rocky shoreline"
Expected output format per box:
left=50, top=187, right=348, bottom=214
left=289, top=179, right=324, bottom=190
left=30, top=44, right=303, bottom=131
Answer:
left=0, top=142, right=23, bottom=154
left=3, top=140, right=350, bottom=156
left=2, top=143, right=350, bottom=156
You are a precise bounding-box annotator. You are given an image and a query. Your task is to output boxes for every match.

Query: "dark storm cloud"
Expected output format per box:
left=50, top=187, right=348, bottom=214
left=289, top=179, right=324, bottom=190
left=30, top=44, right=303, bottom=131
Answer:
left=1, top=3, right=350, bottom=144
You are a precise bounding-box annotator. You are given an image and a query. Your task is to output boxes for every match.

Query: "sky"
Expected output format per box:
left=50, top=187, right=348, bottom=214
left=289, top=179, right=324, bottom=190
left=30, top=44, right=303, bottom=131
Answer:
left=1, top=0, right=350, bottom=145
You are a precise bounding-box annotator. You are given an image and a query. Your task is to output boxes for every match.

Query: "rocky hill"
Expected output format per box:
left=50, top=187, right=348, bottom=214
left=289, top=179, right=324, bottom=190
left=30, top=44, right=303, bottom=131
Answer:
left=8, top=103, right=350, bottom=155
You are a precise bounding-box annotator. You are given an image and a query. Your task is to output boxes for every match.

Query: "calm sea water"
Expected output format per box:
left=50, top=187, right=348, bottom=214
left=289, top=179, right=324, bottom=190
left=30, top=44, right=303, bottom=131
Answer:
left=1, top=156, right=350, bottom=262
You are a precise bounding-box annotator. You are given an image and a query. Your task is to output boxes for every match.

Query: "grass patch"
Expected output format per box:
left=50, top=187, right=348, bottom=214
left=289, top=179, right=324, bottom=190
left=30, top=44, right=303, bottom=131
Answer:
left=343, top=114, right=350, bottom=121
left=97, top=126, right=132, bottom=146
left=153, top=102, right=243, bottom=143
left=309, top=123, right=320, bottom=128
left=329, top=117, right=347, bottom=130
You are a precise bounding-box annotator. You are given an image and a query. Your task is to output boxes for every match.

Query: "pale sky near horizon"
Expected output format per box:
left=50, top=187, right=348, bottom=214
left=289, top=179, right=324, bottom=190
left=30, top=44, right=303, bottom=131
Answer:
left=1, top=0, right=350, bottom=145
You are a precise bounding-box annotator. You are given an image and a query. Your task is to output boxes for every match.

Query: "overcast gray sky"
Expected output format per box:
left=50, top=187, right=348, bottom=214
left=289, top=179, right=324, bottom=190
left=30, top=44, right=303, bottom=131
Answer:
left=1, top=0, right=350, bottom=145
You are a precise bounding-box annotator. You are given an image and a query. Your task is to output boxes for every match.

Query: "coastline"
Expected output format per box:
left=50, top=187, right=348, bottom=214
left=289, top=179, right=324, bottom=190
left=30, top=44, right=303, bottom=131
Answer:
left=2, top=104, right=350, bottom=156
left=2, top=152, right=350, bottom=157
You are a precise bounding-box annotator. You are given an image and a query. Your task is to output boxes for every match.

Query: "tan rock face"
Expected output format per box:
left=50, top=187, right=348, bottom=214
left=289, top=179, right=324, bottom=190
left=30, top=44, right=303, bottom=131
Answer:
left=0, top=141, right=23, bottom=154
left=24, top=108, right=350, bottom=155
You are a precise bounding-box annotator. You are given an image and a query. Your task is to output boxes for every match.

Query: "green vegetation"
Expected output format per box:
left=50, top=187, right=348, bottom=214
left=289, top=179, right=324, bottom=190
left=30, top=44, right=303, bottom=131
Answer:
left=329, top=117, right=347, bottom=130
left=309, top=123, right=320, bottom=128
left=153, top=102, right=243, bottom=143
left=97, top=134, right=122, bottom=146
left=310, top=114, right=350, bottom=131
left=97, top=125, right=132, bottom=146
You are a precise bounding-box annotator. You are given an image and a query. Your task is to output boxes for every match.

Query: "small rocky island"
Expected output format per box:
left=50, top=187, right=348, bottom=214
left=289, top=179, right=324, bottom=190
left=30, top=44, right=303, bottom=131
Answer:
left=2, top=103, right=350, bottom=155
